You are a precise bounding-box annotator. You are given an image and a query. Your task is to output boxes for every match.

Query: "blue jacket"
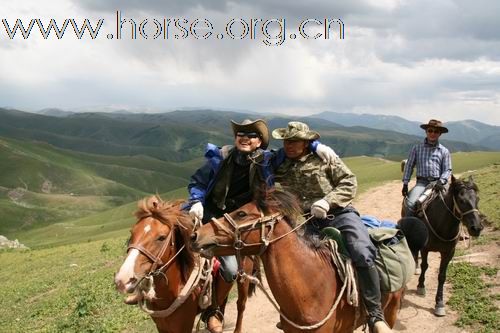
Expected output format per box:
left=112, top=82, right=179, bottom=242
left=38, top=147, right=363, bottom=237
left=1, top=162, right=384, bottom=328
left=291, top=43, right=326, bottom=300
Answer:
left=187, top=143, right=284, bottom=206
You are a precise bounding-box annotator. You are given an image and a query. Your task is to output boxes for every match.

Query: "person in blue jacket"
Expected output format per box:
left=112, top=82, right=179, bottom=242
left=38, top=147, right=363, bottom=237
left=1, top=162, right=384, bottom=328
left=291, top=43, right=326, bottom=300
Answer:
left=187, top=119, right=336, bottom=333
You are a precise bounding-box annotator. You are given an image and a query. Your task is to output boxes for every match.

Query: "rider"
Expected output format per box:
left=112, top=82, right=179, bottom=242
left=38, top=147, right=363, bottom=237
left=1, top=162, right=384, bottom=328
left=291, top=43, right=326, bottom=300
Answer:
left=187, top=119, right=336, bottom=333
left=402, top=119, right=452, bottom=216
left=272, top=121, right=393, bottom=333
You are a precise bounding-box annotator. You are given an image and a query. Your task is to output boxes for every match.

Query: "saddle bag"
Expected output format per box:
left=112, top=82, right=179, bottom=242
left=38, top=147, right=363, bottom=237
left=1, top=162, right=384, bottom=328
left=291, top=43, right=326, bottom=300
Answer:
left=368, top=228, right=415, bottom=292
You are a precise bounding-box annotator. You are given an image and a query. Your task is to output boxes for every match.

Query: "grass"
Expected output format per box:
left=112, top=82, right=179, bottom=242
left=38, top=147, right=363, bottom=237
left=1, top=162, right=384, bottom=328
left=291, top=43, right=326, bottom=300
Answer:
left=10, top=187, right=188, bottom=249
left=460, top=164, right=500, bottom=230
left=447, top=262, right=499, bottom=333
left=1, top=158, right=498, bottom=333
left=0, top=238, right=157, bottom=332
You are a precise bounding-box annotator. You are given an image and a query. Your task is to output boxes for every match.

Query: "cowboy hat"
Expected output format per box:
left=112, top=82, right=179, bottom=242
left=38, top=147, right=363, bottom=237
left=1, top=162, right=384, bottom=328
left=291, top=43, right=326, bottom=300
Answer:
left=272, top=121, right=320, bottom=141
left=420, top=119, right=449, bottom=133
left=230, top=119, right=269, bottom=149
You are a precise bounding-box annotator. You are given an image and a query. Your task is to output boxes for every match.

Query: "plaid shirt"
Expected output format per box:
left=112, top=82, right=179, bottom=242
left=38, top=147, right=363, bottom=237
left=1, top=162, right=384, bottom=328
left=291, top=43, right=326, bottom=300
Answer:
left=402, top=139, right=452, bottom=185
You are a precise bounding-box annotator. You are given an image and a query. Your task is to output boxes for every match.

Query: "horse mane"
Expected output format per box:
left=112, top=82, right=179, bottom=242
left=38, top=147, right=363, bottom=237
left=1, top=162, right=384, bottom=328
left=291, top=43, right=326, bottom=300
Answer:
left=451, top=176, right=479, bottom=193
left=254, top=187, right=333, bottom=259
left=135, top=195, right=196, bottom=281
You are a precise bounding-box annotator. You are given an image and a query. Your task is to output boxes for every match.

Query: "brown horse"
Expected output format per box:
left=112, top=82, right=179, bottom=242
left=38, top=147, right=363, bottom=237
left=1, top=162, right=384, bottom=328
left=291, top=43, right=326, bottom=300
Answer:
left=404, top=175, right=483, bottom=316
left=114, top=196, right=259, bottom=333
left=191, top=190, right=405, bottom=333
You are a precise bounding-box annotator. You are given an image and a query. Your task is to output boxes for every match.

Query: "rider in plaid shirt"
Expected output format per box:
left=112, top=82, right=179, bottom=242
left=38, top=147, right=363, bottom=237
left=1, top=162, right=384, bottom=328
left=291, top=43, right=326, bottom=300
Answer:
left=402, top=119, right=452, bottom=216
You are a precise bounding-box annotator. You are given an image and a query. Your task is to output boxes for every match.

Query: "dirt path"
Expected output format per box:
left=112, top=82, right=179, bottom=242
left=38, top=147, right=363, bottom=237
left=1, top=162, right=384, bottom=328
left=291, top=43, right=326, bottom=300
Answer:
left=201, top=180, right=470, bottom=333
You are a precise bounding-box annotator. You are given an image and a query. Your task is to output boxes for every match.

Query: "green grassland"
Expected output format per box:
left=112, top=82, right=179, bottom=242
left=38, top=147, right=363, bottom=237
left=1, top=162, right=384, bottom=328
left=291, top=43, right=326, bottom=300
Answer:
left=0, top=238, right=157, bottom=333
left=0, top=137, right=195, bottom=237
left=0, top=154, right=498, bottom=333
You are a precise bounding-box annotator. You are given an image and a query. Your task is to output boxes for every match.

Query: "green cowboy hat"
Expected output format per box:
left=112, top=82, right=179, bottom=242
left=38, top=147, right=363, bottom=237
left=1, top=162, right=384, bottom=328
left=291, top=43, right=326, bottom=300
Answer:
left=272, top=121, right=320, bottom=141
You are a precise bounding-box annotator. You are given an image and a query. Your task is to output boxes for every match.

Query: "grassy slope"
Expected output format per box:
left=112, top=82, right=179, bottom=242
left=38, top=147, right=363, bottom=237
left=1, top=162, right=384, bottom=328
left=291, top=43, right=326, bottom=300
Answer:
left=0, top=137, right=195, bottom=236
left=0, top=158, right=498, bottom=333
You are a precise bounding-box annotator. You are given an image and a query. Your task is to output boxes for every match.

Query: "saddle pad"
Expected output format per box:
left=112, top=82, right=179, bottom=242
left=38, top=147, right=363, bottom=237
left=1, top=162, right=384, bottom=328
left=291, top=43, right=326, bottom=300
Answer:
left=322, top=226, right=415, bottom=292
left=369, top=228, right=415, bottom=292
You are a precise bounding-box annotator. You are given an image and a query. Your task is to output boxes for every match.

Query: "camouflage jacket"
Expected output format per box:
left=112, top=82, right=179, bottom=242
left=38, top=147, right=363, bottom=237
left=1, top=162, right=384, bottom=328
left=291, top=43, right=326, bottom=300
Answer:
left=274, top=153, right=357, bottom=212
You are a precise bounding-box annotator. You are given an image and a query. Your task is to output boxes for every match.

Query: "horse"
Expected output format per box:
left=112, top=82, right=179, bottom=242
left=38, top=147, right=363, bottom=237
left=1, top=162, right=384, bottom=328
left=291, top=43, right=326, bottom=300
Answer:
left=191, top=189, right=407, bottom=333
left=114, top=196, right=260, bottom=333
left=403, top=175, right=483, bottom=317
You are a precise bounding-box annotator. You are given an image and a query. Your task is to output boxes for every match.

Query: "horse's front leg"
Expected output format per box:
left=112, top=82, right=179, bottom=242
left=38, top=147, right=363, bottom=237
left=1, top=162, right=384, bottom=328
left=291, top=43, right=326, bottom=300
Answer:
left=434, top=249, right=454, bottom=316
left=416, top=249, right=429, bottom=295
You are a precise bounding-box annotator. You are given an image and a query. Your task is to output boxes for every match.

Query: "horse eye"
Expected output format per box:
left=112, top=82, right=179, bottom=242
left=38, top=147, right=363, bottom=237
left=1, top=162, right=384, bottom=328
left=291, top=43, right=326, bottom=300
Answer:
left=237, top=211, right=247, bottom=218
left=157, top=235, right=167, bottom=241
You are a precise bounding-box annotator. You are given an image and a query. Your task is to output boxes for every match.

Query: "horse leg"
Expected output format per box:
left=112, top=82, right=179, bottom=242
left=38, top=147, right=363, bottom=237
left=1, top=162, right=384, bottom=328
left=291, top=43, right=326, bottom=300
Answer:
left=414, top=252, right=420, bottom=275
left=233, top=257, right=252, bottom=333
left=382, top=289, right=404, bottom=328
left=434, top=250, right=454, bottom=317
left=416, top=249, right=429, bottom=296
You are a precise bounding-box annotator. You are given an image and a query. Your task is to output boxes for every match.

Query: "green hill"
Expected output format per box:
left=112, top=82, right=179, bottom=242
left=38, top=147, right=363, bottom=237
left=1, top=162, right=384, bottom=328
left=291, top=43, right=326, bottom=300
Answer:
left=0, top=137, right=195, bottom=236
left=1, top=108, right=491, bottom=164
left=10, top=152, right=499, bottom=249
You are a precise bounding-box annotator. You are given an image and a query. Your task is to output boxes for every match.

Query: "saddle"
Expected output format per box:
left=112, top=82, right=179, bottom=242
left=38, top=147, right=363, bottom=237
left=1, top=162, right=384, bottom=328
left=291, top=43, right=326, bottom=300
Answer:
left=321, top=227, right=415, bottom=292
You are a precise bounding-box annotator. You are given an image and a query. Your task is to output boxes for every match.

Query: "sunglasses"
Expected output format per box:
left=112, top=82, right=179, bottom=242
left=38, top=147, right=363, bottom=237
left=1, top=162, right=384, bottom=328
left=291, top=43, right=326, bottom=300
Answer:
left=426, top=128, right=441, bottom=134
left=236, top=132, right=260, bottom=139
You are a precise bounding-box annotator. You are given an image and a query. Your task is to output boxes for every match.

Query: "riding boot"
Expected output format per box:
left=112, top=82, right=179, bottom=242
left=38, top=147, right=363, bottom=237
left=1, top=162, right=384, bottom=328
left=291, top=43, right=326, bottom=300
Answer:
left=204, top=272, right=233, bottom=333
left=357, top=265, right=392, bottom=333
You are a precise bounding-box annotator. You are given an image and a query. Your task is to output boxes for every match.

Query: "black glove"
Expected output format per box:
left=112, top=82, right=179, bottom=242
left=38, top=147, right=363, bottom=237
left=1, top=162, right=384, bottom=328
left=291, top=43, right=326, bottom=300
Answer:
left=434, top=181, right=445, bottom=192
left=402, top=184, right=409, bottom=197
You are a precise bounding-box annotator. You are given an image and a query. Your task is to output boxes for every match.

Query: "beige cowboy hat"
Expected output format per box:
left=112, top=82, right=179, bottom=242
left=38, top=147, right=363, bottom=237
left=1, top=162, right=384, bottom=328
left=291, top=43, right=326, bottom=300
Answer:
left=272, top=121, right=320, bottom=141
left=420, top=119, right=449, bottom=133
left=230, top=119, right=269, bottom=149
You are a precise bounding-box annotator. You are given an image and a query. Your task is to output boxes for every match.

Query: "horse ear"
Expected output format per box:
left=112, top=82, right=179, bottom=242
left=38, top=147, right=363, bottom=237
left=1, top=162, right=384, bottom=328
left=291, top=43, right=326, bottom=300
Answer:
left=451, top=174, right=456, bottom=183
left=468, top=175, right=474, bottom=184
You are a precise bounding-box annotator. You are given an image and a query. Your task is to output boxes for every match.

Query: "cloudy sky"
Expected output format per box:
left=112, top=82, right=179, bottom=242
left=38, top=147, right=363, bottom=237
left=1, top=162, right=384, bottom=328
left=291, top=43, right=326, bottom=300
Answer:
left=1, top=0, right=500, bottom=124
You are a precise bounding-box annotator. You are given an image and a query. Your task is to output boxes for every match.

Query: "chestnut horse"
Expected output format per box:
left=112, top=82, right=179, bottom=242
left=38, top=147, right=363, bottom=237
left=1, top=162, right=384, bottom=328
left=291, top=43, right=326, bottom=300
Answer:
left=114, top=196, right=259, bottom=333
left=191, top=190, right=405, bottom=333
left=403, top=175, right=483, bottom=316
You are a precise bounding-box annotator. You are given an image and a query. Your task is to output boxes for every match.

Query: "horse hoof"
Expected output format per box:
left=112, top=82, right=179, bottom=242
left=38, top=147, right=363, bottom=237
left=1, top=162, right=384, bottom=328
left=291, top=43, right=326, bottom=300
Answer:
left=415, top=267, right=421, bottom=275
left=434, top=306, right=446, bottom=317
left=416, top=287, right=426, bottom=296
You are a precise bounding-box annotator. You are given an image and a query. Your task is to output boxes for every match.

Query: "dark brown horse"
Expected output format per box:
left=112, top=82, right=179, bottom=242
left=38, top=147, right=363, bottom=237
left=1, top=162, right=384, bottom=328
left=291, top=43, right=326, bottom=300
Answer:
left=404, top=175, right=483, bottom=316
left=114, top=196, right=259, bottom=333
left=191, top=190, right=405, bottom=333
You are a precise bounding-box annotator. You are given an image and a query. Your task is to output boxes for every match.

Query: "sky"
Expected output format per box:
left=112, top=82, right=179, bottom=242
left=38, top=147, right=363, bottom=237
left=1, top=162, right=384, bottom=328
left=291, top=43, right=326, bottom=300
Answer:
left=1, top=0, right=500, bottom=125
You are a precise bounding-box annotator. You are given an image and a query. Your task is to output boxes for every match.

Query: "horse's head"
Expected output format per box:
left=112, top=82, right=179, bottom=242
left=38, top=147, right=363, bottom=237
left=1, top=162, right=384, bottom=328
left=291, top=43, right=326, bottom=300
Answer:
left=450, top=175, right=483, bottom=237
left=114, top=196, right=194, bottom=300
left=191, top=189, right=302, bottom=258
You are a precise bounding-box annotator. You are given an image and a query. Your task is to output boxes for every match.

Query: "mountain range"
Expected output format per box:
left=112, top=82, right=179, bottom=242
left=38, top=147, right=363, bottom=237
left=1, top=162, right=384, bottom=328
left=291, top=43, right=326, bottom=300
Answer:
left=1, top=108, right=495, bottom=163
left=314, top=111, right=500, bottom=150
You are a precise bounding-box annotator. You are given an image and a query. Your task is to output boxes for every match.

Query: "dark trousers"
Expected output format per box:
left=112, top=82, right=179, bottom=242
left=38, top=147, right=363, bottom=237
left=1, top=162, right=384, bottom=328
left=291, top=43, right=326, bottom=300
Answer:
left=309, top=207, right=377, bottom=268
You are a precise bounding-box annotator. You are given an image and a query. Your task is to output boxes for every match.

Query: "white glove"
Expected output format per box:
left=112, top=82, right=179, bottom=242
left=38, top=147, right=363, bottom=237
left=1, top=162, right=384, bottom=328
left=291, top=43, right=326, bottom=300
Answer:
left=316, top=143, right=338, bottom=164
left=189, top=202, right=204, bottom=221
left=311, top=199, right=330, bottom=219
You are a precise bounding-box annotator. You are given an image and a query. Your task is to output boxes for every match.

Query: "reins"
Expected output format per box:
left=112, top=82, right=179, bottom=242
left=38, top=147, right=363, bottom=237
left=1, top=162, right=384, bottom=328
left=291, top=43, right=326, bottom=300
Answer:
left=212, top=211, right=356, bottom=330
left=420, top=188, right=479, bottom=243
left=127, top=220, right=212, bottom=317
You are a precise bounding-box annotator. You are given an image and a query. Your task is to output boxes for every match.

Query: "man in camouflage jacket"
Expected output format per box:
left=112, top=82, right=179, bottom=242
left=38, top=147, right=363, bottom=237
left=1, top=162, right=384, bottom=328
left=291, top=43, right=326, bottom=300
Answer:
left=272, top=121, right=392, bottom=333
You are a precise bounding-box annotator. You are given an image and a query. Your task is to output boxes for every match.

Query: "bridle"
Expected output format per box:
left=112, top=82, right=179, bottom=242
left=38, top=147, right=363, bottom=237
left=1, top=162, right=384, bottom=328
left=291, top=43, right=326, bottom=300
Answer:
left=421, top=185, right=480, bottom=242
left=208, top=209, right=353, bottom=331
left=210, top=210, right=313, bottom=275
left=126, top=218, right=213, bottom=318
left=127, top=221, right=184, bottom=280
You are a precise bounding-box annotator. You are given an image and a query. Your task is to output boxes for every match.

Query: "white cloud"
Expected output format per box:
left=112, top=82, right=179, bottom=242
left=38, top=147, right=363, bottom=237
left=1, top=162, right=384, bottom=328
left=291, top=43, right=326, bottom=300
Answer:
left=1, top=0, right=499, bottom=125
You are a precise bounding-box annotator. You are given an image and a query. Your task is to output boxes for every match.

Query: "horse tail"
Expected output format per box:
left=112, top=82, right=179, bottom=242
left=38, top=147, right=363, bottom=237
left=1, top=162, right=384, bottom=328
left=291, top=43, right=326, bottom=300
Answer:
left=248, top=256, right=262, bottom=297
left=397, top=217, right=429, bottom=256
